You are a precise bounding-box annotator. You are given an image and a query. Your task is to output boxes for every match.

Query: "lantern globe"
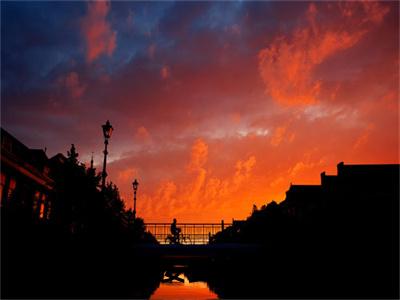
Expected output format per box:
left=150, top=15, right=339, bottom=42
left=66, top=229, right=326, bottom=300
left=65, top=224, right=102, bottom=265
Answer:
left=132, top=179, right=139, bottom=191
left=102, top=120, right=113, bottom=139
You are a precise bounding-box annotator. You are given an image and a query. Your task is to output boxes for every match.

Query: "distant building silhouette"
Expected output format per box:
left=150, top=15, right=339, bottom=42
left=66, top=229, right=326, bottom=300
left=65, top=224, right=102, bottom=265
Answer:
left=1, top=128, right=54, bottom=221
left=282, top=184, right=322, bottom=220
left=212, top=161, right=399, bottom=298
left=280, top=162, right=399, bottom=221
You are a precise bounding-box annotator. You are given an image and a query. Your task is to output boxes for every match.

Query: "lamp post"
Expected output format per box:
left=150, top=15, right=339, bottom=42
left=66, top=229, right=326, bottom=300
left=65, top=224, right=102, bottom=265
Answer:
left=101, top=120, right=113, bottom=191
left=132, top=179, right=139, bottom=220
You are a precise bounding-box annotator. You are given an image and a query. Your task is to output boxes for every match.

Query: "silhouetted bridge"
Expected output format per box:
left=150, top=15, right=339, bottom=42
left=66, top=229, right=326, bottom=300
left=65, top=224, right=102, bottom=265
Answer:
left=141, top=222, right=261, bottom=268
left=133, top=243, right=262, bottom=266
left=145, top=222, right=231, bottom=245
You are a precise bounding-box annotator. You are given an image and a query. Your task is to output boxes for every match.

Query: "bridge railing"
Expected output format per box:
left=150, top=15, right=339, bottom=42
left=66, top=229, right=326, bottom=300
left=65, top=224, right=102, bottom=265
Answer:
left=145, top=222, right=231, bottom=245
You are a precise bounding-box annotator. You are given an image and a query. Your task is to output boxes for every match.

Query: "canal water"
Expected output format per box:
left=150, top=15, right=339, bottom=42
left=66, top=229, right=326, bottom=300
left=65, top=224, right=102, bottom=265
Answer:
left=150, top=266, right=218, bottom=300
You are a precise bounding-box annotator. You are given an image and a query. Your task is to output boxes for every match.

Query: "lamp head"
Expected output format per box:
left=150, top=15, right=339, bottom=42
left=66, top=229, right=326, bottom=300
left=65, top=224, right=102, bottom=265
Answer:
left=102, top=120, right=113, bottom=139
left=132, top=178, right=139, bottom=191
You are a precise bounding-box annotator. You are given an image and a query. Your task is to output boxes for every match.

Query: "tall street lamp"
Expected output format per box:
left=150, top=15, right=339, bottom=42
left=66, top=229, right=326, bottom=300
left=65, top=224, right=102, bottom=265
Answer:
left=132, top=179, right=139, bottom=220
left=101, top=120, right=113, bottom=191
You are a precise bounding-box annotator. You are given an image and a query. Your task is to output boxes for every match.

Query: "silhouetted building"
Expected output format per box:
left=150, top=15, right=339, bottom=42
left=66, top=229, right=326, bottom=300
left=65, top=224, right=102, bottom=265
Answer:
left=280, top=162, right=399, bottom=219
left=207, top=161, right=399, bottom=298
left=282, top=184, right=322, bottom=220
left=280, top=162, right=399, bottom=297
left=1, top=128, right=54, bottom=221
left=320, top=162, right=399, bottom=223
left=322, top=161, right=399, bottom=195
left=321, top=161, right=399, bottom=190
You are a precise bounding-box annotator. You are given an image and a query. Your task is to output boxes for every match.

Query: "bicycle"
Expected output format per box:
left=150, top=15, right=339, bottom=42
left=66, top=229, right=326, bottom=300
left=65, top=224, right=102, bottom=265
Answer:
left=165, top=233, right=192, bottom=245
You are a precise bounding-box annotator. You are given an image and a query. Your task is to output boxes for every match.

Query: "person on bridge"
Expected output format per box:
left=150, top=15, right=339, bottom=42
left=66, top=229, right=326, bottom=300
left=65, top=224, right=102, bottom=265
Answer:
left=170, top=218, right=181, bottom=244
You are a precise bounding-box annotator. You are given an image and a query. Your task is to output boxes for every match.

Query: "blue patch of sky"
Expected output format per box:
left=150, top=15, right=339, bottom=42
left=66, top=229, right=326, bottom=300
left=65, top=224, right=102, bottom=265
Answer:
left=192, top=2, right=244, bottom=31
left=100, top=1, right=174, bottom=75
left=2, top=2, right=85, bottom=94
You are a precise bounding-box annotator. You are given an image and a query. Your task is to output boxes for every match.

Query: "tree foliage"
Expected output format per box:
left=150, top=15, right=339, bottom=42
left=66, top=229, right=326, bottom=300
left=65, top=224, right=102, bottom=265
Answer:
left=49, top=145, right=157, bottom=246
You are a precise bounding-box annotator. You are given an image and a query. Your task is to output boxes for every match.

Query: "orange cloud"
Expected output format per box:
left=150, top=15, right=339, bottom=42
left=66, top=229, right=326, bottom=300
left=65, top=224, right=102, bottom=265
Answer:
left=135, top=126, right=151, bottom=141
left=137, top=180, right=178, bottom=215
left=3, top=1, right=398, bottom=225
left=270, top=126, right=287, bottom=146
left=353, top=123, right=375, bottom=150
left=186, top=139, right=208, bottom=202
left=117, top=167, right=137, bottom=184
left=125, top=138, right=260, bottom=222
left=258, top=2, right=389, bottom=106
left=233, top=156, right=256, bottom=186
left=339, top=1, right=390, bottom=25
left=153, top=181, right=178, bottom=214
left=81, top=1, right=116, bottom=63
left=188, top=138, right=208, bottom=171
left=230, top=112, right=241, bottom=124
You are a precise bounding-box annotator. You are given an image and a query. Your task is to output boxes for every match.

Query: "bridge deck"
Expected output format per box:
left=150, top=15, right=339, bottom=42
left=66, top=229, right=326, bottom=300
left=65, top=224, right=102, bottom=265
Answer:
left=145, top=222, right=231, bottom=245
left=132, top=243, right=262, bottom=264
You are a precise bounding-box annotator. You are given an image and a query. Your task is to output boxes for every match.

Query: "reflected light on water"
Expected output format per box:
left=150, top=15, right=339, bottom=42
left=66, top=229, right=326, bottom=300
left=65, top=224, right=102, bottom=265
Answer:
left=150, top=273, right=218, bottom=300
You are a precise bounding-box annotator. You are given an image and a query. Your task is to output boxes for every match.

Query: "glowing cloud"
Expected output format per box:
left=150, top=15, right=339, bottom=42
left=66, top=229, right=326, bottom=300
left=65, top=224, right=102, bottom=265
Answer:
left=188, top=139, right=208, bottom=171
left=258, top=2, right=390, bottom=106
left=117, top=168, right=137, bottom=184
left=2, top=1, right=398, bottom=222
left=81, top=1, right=116, bottom=63
left=233, top=156, right=256, bottom=186
left=135, top=126, right=151, bottom=141
left=270, top=126, right=287, bottom=147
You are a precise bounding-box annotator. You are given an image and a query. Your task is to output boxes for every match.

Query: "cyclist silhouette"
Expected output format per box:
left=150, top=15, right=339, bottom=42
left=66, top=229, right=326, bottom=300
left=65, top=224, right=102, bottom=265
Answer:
left=170, top=218, right=181, bottom=244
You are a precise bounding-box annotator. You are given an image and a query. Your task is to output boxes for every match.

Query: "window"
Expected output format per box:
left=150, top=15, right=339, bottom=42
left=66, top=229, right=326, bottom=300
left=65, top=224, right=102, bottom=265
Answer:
left=39, top=202, right=45, bottom=219
left=45, top=198, right=52, bottom=220
left=7, top=177, right=16, bottom=201
left=33, top=191, right=41, bottom=215
left=0, top=173, right=6, bottom=205
left=39, top=194, right=47, bottom=219
left=34, top=192, right=50, bottom=220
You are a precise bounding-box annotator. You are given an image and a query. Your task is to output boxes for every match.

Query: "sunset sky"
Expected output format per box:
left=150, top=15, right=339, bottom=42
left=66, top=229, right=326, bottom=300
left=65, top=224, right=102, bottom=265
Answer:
left=2, top=1, right=398, bottom=222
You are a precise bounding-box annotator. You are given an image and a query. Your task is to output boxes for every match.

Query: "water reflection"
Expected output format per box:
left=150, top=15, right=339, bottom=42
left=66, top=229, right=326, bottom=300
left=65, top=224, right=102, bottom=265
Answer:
left=150, top=265, right=218, bottom=300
